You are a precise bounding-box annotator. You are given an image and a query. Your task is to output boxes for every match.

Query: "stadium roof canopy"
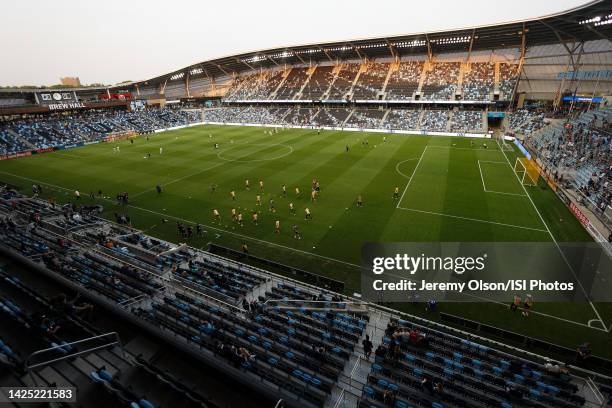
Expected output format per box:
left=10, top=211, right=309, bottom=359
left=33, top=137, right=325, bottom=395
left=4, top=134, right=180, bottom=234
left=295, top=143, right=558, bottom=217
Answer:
left=125, top=0, right=610, bottom=89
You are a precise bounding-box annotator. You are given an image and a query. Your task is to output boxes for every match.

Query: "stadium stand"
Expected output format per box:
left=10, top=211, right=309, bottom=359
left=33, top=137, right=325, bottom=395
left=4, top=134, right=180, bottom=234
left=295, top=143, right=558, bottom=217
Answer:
left=275, top=68, right=311, bottom=100
left=328, top=64, right=360, bottom=100
left=420, top=110, right=450, bottom=132
left=0, top=189, right=609, bottom=407
left=352, top=63, right=389, bottom=100
left=524, top=106, right=611, bottom=216
left=499, top=63, right=520, bottom=100
left=382, top=109, right=422, bottom=131
left=385, top=61, right=424, bottom=100
left=301, top=66, right=336, bottom=100
left=0, top=108, right=201, bottom=154
left=462, top=63, right=495, bottom=101
left=344, top=109, right=385, bottom=129
left=507, top=109, right=548, bottom=137
left=422, top=62, right=460, bottom=100
left=451, top=110, right=485, bottom=132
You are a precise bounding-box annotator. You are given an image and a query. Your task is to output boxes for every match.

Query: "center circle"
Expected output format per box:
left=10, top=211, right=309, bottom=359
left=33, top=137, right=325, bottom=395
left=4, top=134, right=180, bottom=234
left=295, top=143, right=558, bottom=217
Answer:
left=217, top=143, right=293, bottom=162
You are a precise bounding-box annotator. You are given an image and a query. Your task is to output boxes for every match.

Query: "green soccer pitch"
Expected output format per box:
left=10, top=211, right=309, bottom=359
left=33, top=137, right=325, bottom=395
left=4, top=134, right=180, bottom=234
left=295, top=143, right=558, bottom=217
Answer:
left=0, top=124, right=610, bottom=356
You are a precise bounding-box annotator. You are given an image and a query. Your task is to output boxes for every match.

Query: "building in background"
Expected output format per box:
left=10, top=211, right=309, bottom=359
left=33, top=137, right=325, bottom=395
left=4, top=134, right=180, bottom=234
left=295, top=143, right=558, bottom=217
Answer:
left=60, top=76, right=81, bottom=87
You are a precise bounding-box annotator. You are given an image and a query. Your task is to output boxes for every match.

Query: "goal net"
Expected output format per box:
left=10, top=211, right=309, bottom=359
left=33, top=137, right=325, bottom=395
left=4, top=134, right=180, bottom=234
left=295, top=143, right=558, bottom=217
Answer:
left=514, top=157, right=540, bottom=186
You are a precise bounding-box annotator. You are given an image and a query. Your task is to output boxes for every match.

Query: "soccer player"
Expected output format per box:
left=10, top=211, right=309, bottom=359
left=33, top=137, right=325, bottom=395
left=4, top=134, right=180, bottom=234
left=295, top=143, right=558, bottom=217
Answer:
left=282, top=184, right=287, bottom=197
left=210, top=183, right=217, bottom=193
left=156, top=184, right=162, bottom=195
left=74, top=190, right=80, bottom=200
left=245, top=179, right=250, bottom=190
left=393, top=186, right=399, bottom=200
left=252, top=212, right=258, bottom=225
left=346, top=145, right=350, bottom=153
left=292, top=224, right=302, bottom=240
left=231, top=208, right=237, bottom=221
left=269, top=199, right=276, bottom=213
left=274, top=220, right=280, bottom=234
left=357, top=195, right=363, bottom=207
left=311, top=190, right=317, bottom=202
left=159, top=147, right=163, bottom=155
left=256, top=195, right=261, bottom=206
left=295, top=187, right=300, bottom=197
left=304, top=207, right=311, bottom=220
left=289, top=202, right=295, bottom=215
left=237, top=212, right=243, bottom=226
left=259, top=180, right=264, bottom=191
left=230, top=190, right=236, bottom=200
left=213, top=209, right=220, bottom=222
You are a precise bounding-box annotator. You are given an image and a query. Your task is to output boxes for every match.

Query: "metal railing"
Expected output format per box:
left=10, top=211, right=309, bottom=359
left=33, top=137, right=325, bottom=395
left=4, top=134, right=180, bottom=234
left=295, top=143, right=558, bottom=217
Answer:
left=25, top=332, right=123, bottom=385
left=584, top=377, right=607, bottom=408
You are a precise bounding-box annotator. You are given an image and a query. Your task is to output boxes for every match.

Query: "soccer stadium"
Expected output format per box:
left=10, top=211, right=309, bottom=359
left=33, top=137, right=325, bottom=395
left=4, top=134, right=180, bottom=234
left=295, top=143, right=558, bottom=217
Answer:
left=0, top=1, right=611, bottom=407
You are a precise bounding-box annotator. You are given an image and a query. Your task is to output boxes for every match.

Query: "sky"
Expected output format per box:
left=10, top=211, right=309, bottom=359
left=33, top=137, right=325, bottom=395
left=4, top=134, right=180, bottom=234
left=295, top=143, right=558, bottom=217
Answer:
left=1, top=0, right=591, bottom=87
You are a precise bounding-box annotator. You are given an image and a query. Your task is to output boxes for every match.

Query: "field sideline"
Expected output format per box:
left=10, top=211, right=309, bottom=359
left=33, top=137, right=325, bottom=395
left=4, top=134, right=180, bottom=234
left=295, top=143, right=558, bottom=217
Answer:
left=0, top=124, right=610, bottom=357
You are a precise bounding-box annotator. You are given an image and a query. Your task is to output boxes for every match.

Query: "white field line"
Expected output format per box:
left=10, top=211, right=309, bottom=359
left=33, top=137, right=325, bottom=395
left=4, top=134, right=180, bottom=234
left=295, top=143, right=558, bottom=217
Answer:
left=477, top=160, right=487, bottom=192
left=130, top=161, right=229, bottom=199
left=394, top=158, right=421, bottom=179
left=131, top=140, right=295, bottom=199
left=496, top=139, right=606, bottom=330
left=478, top=160, right=527, bottom=197
left=396, top=146, right=427, bottom=209
left=426, top=145, right=501, bottom=151
left=396, top=206, right=549, bottom=233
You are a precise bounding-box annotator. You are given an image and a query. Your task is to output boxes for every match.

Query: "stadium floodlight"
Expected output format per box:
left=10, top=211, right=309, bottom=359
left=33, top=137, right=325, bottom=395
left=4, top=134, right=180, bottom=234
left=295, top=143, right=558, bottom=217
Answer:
left=513, top=157, right=540, bottom=186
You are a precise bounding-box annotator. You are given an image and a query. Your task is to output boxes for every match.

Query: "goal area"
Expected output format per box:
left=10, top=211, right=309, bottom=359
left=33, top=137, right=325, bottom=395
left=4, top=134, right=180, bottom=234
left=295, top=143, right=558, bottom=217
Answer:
left=514, top=157, right=540, bottom=186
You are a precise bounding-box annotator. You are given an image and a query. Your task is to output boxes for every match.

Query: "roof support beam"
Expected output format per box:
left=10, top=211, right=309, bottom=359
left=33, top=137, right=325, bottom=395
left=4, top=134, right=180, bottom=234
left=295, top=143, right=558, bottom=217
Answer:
left=319, top=46, right=333, bottom=62
left=292, top=51, right=307, bottom=65
left=386, top=39, right=398, bottom=61
left=425, top=34, right=433, bottom=61
left=266, top=56, right=280, bottom=67
left=349, top=43, right=364, bottom=60
left=213, top=63, right=230, bottom=77
left=235, top=58, right=255, bottom=71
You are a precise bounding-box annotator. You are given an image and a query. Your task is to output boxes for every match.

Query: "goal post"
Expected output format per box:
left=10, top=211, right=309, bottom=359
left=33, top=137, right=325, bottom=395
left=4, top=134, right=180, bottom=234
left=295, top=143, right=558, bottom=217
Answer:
left=514, top=157, right=539, bottom=186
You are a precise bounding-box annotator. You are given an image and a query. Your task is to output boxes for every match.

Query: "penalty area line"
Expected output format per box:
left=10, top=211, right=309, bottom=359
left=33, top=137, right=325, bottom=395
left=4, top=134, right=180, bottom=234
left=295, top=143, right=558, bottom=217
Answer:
left=396, top=206, right=549, bottom=233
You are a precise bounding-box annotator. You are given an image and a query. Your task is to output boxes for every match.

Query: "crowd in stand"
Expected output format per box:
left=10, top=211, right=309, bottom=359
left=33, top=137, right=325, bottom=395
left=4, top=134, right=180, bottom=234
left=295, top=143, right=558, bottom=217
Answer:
left=422, top=63, right=460, bottom=100
left=0, top=108, right=200, bottom=156
left=507, top=109, right=548, bottom=136
left=524, top=107, right=611, bottom=217
left=385, top=61, right=424, bottom=100
left=451, top=111, right=484, bottom=132
left=462, top=63, right=495, bottom=101
left=352, top=62, right=389, bottom=99
left=421, top=110, right=450, bottom=131
left=499, top=63, right=520, bottom=100
left=382, top=110, right=421, bottom=131
left=222, top=60, right=520, bottom=103
left=201, top=106, right=490, bottom=134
